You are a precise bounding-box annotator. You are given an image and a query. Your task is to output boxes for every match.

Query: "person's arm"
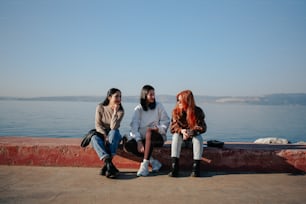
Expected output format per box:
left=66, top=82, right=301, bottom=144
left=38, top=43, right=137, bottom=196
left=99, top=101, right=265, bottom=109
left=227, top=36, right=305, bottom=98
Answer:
left=171, top=116, right=190, bottom=140
left=193, top=107, right=207, bottom=134
left=170, top=113, right=182, bottom=134
left=95, top=105, right=107, bottom=136
left=130, top=106, right=142, bottom=142
left=157, top=103, right=170, bottom=135
left=110, top=104, right=124, bottom=130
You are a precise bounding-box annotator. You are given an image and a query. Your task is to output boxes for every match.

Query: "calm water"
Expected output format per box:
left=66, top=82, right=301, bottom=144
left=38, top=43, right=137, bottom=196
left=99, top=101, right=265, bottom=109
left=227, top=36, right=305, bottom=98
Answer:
left=0, top=100, right=305, bottom=143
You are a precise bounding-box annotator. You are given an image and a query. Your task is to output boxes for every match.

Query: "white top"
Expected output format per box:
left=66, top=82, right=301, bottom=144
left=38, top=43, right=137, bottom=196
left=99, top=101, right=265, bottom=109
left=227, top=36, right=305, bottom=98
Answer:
left=130, top=102, right=170, bottom=142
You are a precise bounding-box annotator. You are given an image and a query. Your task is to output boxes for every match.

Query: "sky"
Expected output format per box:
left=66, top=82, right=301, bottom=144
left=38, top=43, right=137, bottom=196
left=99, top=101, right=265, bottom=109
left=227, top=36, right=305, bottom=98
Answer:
left=1, top=0, right=306, bottom=97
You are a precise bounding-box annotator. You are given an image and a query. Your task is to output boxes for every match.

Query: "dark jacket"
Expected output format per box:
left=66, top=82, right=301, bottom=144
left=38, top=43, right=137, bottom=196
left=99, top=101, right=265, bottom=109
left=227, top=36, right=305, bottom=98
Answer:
left=170, top=106, right=207, bottom=136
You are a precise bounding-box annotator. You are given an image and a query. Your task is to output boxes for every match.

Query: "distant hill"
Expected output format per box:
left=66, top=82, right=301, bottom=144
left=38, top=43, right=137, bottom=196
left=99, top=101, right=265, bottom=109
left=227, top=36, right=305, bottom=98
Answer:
left=1, top=93, right=306, bottom=105
left=211, top=93, right=306, bottom=105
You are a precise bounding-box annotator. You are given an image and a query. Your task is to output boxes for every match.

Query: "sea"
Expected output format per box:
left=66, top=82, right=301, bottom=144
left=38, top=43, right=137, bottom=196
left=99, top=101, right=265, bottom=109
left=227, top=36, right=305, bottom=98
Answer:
left=0, top=100, right=305, bottom=143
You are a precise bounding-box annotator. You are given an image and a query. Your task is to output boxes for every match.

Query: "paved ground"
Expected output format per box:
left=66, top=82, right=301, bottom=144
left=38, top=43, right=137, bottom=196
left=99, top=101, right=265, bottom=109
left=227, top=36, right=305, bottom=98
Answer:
left=0, top=165, right=305, bottom=204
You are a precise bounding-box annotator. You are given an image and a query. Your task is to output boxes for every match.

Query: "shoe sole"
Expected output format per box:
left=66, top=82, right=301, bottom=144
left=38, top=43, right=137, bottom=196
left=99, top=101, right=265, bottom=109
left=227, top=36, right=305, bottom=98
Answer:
left=137, top=173, right=149, bottom=177
left=106, top=172, right=119, bottom=178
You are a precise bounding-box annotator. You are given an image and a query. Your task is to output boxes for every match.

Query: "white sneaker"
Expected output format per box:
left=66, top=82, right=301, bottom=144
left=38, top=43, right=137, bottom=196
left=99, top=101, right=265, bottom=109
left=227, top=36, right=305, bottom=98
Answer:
left=150, top=158, right=162, bottom=172
left=137, top=161, right=149, bottom=177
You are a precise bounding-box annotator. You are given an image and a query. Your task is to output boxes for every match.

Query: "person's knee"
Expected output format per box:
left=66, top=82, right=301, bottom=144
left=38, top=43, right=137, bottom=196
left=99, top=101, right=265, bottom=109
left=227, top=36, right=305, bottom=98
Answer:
left=91, top=135, right=100, bottom=143
left=172, top=133, right=180, bottom=140
left=109, top=130, right=121, bottom=140
left=193, top=135, right=203, bottom=143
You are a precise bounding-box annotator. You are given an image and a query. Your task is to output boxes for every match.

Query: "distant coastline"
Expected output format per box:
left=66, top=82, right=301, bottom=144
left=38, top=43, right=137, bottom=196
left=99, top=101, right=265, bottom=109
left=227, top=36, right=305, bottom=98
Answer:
left=1, top=93, right=306, bottom=106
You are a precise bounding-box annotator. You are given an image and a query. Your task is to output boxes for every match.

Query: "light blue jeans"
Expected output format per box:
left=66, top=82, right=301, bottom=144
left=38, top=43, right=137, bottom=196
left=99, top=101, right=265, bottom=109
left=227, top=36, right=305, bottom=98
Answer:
left=91, top=129, right=122, bottom=160
left=171, top=133, right=203, bottom=160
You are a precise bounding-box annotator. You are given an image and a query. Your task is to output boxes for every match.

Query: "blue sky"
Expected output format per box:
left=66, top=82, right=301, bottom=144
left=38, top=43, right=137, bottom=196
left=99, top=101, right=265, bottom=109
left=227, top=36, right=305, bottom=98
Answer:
left=1, top=0, right=306, bottom=97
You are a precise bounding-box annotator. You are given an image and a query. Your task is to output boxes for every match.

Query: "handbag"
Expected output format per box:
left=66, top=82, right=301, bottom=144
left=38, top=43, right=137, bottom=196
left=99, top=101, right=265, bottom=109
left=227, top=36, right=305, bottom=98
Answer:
left=80, top=129, right=98, bottom=148
left=207, top=140, right=224, bottom=148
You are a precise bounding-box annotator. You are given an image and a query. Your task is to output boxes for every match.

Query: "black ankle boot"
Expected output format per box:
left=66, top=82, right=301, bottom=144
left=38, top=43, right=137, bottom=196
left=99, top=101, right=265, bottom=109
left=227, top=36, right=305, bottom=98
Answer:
left=100, top=163, right=107, bottom=176
left=191, top=160, right=201, bottom=177
left=168, top=157, right=179, bottom=177
left=104, top=157, right=118, bottom=178
left=110, top=159, right=119, bottom=173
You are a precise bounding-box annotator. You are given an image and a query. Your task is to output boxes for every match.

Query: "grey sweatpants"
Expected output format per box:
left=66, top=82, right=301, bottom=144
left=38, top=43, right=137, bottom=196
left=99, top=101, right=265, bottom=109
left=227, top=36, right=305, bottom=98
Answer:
left=171, top=133, right=203, bottom=160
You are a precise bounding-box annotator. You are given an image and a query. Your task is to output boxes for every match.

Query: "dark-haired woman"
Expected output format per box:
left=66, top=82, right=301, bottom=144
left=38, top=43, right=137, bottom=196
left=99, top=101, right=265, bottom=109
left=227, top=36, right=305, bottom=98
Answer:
left=91, top=88, right=124, bottom=178
left=123, top=85, right=170, bottom=176
left=168, top=90, right=207, bottom=177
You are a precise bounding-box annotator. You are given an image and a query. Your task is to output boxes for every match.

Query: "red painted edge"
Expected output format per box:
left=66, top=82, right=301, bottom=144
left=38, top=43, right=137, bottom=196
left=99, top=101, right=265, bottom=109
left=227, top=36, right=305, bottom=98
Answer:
left=0, top=137, right=305, bottom=173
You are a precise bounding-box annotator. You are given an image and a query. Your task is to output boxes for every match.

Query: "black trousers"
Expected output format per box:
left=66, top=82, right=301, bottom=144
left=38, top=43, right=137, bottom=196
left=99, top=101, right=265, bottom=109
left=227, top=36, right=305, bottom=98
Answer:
left=123, top=131, right=164, bottom=159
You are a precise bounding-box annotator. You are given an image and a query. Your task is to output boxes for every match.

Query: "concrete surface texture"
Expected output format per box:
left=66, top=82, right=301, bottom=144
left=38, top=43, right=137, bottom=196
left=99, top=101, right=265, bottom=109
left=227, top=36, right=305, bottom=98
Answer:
left=0, top=166, right=305, bottom=204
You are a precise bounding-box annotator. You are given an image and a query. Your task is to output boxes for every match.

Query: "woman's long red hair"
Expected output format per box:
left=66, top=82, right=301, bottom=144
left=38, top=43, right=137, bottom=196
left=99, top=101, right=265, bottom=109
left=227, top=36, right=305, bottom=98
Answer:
left=173, top=90, right=197, bottom=129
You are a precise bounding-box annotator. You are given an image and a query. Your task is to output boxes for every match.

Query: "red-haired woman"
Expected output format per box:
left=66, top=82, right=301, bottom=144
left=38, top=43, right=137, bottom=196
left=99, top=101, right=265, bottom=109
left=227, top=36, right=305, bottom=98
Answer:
left=169, top=90, right=207, bottom=177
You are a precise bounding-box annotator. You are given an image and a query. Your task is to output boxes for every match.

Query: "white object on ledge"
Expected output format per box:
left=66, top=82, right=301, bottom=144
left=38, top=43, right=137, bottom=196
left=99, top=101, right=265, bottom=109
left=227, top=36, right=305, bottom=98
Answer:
left=254, top=137, right=290, bottom=144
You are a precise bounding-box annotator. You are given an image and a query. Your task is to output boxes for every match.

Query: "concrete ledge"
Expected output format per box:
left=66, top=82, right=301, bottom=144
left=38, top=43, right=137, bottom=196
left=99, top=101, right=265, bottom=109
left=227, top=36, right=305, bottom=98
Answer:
left=0, top=137, right=305, bottom=173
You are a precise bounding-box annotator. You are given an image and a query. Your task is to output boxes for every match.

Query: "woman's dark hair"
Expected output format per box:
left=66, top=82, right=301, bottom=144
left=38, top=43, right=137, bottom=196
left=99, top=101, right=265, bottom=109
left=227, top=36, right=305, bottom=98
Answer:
left=140, top=85, right=156, bottom=111
left=102, top=88, right=123, bottom=111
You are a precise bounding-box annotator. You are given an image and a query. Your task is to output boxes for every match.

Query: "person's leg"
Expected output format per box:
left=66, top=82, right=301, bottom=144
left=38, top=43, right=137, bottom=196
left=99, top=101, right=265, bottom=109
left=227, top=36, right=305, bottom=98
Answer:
left=91, top=135, right=109, bottom=160
left=123, top=139, right=144, bottom=157
left=169, top=133, right=183, bottom=177
left=151, top=131, right=164, bottom=147
left=171, top=133, right=183, bottom=158
left=108, top=129, right=122, bottom=157
left=106, top=129, right=122, bottom=176
left=144, top=131, right=164, bottom=160
left=192, top=134, right=203, bottom=160
left=191, top=134, right=203, bottom=177
left=149, top=132, right=164, bottom=172
left=143, top=129, right=153, bottom=160
left=91, top=135, right=117, bottom=177
left=137, top=129, right=153, bottom=176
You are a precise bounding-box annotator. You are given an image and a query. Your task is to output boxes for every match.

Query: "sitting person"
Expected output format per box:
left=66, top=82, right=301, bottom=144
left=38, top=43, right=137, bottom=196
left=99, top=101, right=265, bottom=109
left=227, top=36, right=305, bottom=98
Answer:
left=91, top=88, right=124, bottom=178
left=168, top=90, right=207, bottom=177
left=123, top=85, right=170, bottom=176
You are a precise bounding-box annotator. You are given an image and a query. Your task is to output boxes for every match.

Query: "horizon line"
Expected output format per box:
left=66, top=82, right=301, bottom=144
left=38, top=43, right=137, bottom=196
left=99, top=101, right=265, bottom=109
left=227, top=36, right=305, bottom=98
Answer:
left=1, top=92, right=306, bottom=99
